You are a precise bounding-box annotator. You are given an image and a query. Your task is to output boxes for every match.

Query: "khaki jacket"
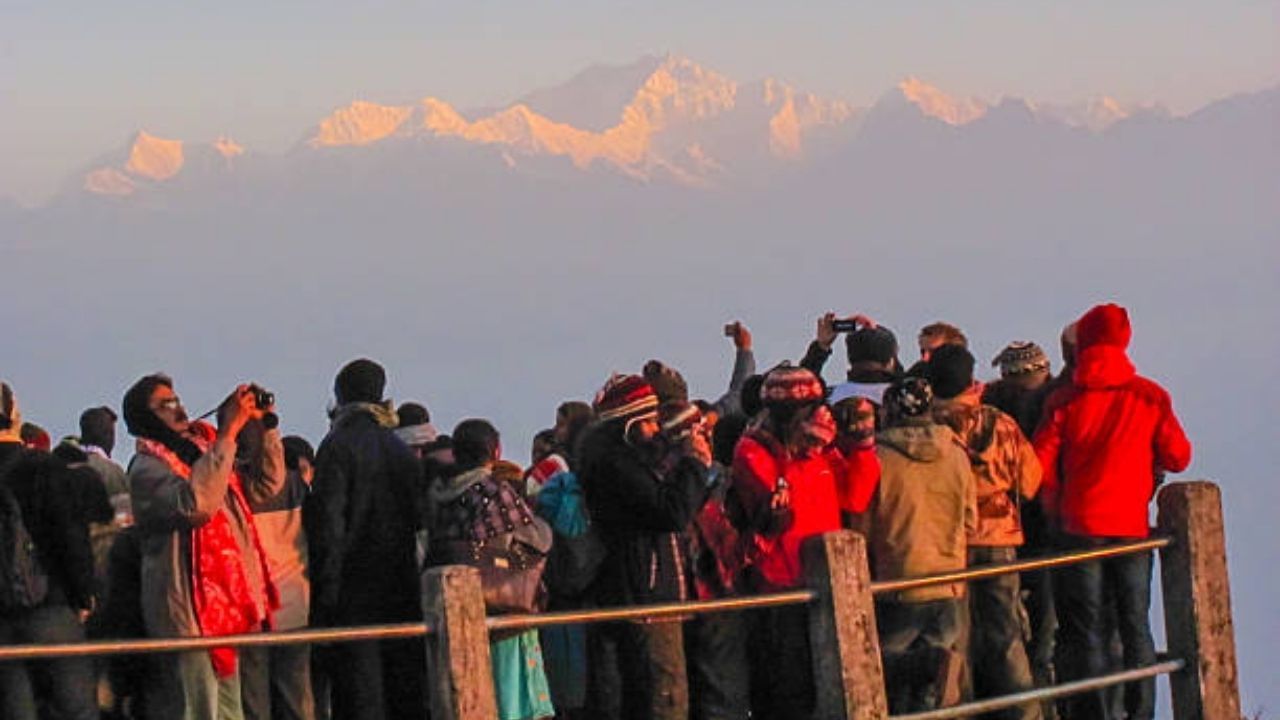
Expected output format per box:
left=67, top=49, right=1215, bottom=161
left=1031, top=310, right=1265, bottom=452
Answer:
left=871, top=420, right=977, bottom=603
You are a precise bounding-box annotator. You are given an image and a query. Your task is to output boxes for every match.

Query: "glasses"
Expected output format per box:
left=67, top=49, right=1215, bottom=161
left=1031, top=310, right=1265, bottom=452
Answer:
left=152, top=397, right=183, bottom=413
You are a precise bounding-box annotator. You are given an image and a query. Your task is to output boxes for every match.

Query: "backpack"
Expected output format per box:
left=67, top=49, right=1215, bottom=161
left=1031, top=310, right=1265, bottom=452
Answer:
left=0, top=452, right=49, bottom=612
left=429, top=472, right=553, bottom=614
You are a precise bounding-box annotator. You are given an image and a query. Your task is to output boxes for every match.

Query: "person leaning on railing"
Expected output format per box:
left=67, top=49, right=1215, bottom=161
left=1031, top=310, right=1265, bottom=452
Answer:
left=1033, top=303, right=1192, bottom=720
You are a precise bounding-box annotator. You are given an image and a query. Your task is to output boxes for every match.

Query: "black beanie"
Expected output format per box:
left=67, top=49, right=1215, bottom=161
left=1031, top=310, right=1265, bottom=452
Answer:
left=334, top=358, right=386, bottom=405
left=926, top=344, right=976, bottom=399
left=846, top=326, right=899, bottom=367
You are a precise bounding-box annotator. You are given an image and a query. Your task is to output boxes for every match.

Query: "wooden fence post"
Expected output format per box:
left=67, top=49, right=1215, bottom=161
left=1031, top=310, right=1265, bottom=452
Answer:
left=804, top=530, right=889, bottom=720
left=422, top=565, right=497, bottom=720
left=1157, top=481, right=1241, bottom=720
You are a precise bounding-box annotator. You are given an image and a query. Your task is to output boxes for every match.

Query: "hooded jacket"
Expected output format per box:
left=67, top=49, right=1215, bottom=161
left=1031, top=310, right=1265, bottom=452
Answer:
left=1033, top=304, right=1191, bottom=538
left=870, top=419, right=977, bottom=603
left=931, top=387, right=1041, bottom=547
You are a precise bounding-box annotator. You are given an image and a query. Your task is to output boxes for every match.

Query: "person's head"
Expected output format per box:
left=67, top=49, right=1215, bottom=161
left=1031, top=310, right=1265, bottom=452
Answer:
left=20, top=422, right=50, bottom=451
left=659, top=400, right=704, bottom=444
left=282, top=435, right=316, bottom=484
left=452, top=419, right=501, bottom=471
left=883, top=377, right=934, bottom=426
left=593, top=374, right=660, bottom=447
left=642, top=360, right=689, bottom=404
left=1060, top=322, right=1079, bottom=367
left=832, top=396, right=878, bottom=448
left=553, top=401, right=593, bottom=450
left=991, top=341, right=1051, bottom=390
left=0, top=382, right=21, bottom=440
left=394, top=401, right=438, bottom=456
left=692, top=399, right=720, bottom=436
left=845, top=325, right=901, bottom=376
left=123, top=374, right=189, bottom=438
left=924, top=344, right=976, bottom=400
left=1076, top=303, right=1131, bottom=352
left=530, top=429, right=556, bottom=464
left=760, top=365, right=828, bottom=450
left=917, top=322, right=968, bottom=361
left=424, top=434, right=455, bottom=468
left=333, top=358, right=387, bottom=405
left=78, top=406, right=118, bottom=455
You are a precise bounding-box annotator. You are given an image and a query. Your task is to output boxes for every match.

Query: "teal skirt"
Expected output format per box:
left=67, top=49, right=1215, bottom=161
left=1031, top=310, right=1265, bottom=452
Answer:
left=491, top=629, right=555, bottom=720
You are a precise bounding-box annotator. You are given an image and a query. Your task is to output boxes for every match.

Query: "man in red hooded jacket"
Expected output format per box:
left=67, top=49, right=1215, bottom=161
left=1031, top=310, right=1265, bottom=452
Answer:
left=1033, top=303, right=1191, bottom=720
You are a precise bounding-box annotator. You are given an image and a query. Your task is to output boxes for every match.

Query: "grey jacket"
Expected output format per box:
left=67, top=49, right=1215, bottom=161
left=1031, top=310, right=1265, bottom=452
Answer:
left=128, top=430, right=284, bottom=638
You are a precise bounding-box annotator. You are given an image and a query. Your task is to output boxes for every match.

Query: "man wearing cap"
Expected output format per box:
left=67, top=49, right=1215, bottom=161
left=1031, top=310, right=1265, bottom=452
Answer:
left=869, top=377, right=977, bottom=713
left=577, top=374, right=710, bottom=720
left=732, top=364, right=880, bottom=719
left=306, top=359, right=425, bottom=720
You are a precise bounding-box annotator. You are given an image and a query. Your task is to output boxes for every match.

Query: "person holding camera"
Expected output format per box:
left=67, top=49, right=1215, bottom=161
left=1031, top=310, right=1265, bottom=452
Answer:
left=122, top=374, right=284, bottom=720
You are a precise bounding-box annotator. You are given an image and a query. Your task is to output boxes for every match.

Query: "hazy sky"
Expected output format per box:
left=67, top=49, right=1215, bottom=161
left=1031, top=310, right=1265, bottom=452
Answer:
left=1, top=0, right=1276, bottom=205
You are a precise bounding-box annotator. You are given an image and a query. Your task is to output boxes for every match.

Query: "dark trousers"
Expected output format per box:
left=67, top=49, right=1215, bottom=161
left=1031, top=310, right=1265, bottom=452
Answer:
left=319, top=638, right=426, bottom=720
left=876, top=598, right=964, bottom=714
left=748, top=604, right=814, bottom=720
left=966, top=546, right=1040, bottom=720
left=587, top=620, right=688, bottom=720
left=0, top=604, right=97, bottom=720
left=686, top=611, right=750, bottom=720
left=1053, top=536, right=1156, bottom=720
left=1020, top=565, right=1058, bottom=720
left=241, top=642, right=316, bottom=720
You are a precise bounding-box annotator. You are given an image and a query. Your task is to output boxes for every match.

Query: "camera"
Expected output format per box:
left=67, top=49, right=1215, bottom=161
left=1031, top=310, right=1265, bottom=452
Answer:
left=248, top=385, right=279, bottom=430
left=250, top=385, right=275, bottom=411
left=831, top=318, right=859, bottom=333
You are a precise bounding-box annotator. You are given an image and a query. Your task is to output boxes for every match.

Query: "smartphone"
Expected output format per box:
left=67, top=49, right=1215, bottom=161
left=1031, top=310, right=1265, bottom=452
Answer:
left=724, top=322, right=738, bottom=337
left=832, top=319, right=859, bottom=333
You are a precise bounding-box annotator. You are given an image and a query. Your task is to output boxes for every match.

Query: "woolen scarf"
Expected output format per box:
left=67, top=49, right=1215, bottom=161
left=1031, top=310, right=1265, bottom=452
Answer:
left=135, top=421, right=278, bottom=677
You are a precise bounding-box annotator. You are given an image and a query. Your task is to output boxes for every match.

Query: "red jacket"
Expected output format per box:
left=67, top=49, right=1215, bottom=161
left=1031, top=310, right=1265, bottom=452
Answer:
left=732, top=432, right=879, bottom=590
left=1033, top=304, right=1191, bottom=538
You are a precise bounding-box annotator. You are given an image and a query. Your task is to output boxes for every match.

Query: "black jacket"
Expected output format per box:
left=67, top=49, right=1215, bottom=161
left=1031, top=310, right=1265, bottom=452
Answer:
left=577, top=423, right=707, bottom=606
left=305, top=412, right=423, bottom=626
left=0, top=442, right=103, bottom=611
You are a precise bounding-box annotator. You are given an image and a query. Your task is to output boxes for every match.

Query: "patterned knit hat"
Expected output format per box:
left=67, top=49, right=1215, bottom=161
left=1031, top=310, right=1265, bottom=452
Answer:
left=760, top=364, right=825, bottom=407
left=884, top=377, right=934, bottom=418
left=593, top=374, right=659, bottom=426
left=659, top=400, right=703, bottom=438
left=991, top=341, right=1050, bottom=378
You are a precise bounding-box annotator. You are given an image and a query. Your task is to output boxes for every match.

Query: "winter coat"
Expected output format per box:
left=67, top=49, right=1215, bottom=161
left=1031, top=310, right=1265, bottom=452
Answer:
left=1033, top=345, right=1191, bottom=539
left=0, top=442, right=98, bottom=612
left=731, top=430, right=880, bottom=591
left=127, top=430, right=283, bottom=639
left=577, top=422, right=707, bottom=606
left=931, top=388, right=1041, bottom=547
left=306, top=406, right=423, bottom=626
left=870, top=420, right=977, bottom=603
left=247, top=468, right=310, bottom=631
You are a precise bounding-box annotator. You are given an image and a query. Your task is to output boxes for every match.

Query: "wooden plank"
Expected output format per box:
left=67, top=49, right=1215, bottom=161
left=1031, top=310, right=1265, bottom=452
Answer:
left=423, top=565, right=498, bottom=720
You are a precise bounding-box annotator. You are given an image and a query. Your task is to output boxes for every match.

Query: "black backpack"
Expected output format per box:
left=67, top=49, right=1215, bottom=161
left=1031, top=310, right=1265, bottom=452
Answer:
left=0, top=452, right=49, bottom=612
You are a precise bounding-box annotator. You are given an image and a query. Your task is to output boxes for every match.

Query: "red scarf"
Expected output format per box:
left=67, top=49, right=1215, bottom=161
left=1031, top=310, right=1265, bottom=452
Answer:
left=137, top=422, right=279, bottom=677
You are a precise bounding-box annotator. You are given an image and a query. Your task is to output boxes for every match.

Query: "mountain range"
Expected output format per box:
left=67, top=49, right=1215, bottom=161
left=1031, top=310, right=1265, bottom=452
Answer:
left=23, top=53, right=1260, bottom=209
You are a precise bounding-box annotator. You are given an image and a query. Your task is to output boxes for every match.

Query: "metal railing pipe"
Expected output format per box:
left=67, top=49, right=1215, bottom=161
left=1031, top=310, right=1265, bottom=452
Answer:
left=0, top=622, right=430, bottom=662
left=889, top=659, right=1185, bottom=720
left=485, top=589, right=815, bottom=633
left=871, top=537, right=1170, bottom=596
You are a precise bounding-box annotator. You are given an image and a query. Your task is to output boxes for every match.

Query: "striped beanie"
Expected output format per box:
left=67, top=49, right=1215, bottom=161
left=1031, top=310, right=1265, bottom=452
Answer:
left=991, top=341, right=1050, bottom=377
left=659, top=400, right=703, bottom=439
left=594, top=374, right=659, bottom=426
left=760, top=364, right=825, bottom=407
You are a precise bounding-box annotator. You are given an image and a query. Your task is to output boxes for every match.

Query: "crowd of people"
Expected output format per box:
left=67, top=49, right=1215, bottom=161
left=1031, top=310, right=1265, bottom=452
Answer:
left=0, top=301, right=1191, bottom=720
